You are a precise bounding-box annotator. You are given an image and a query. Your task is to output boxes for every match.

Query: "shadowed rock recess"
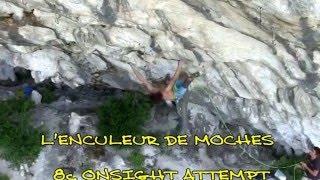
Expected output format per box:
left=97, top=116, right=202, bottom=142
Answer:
left=0, top=0, right=320, bottom=179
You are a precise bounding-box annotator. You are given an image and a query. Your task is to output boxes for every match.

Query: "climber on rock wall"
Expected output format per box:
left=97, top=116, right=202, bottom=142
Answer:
left=296, top=147, right=320, bottom=180
left=129, top=61, right=199, bottom=106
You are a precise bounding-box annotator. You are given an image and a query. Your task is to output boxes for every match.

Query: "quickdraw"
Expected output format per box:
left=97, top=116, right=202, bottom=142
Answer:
left=55, top=13, right=61, bottom=24
left=21, top=0, right=27, bottom=7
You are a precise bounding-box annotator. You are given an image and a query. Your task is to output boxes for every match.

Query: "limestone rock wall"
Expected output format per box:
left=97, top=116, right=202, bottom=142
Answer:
left=0, top=0, right=319, bottom=153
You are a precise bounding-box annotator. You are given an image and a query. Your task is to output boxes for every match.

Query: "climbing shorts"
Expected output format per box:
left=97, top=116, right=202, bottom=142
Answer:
left=173, top=80, right=188, bottom=103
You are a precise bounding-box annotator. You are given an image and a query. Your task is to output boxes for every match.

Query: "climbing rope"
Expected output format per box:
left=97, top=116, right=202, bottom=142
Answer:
left=154, top=48, right=302, bottom=172
left=191, top=86, right=300, bottom=178
left=131, top=46, right=300, bottom=179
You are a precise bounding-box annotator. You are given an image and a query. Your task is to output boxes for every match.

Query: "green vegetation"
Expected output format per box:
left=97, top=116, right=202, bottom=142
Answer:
left=79, top=160, right=94, bottom=173
left=129, top=151, right=145, bottom=169
left=37, top=82, right=58, bottom=104
left=0, top=98, right=45, bottom=167
left=40, top=86, right=57, bottom=104
left=272, top=156, right=306, bottom=180
left=96, top=92, right=152, bottom=140
left=0, top=172, right=9, bottom=180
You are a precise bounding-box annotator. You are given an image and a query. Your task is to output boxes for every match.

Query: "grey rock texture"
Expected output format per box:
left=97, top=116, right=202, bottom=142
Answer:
left=0, top=0, right=320, bottom=178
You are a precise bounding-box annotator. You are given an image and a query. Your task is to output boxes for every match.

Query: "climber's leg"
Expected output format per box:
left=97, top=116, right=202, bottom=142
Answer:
left=182, top=78, right=192, bottom=88
left=174, top=81, right=188, bottom=103
left=173, top=72, right=199, bottom=103
left=174, top=80, right=183, bottom=89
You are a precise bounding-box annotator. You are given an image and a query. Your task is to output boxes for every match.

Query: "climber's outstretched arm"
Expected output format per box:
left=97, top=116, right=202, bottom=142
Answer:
left=165, top=61, right=182, bottom=91
left=130, top=64, right=159, bottom=93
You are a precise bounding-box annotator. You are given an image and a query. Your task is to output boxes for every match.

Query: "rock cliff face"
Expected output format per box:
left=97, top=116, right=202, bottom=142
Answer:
left=0, top=0, right=320, bottom=177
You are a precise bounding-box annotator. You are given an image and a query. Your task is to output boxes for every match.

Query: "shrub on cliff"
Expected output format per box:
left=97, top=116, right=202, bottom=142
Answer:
left=41, top=86, right=57, bottom=104
left=0, top=98, right=45, bottom=166
left=0, top=172, right=9, bottom=180
left=129, top=151, right=145, bottom=169
left=96, top=92, right=152, bottom=140
left=273, top=156, right=306, bottom=180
